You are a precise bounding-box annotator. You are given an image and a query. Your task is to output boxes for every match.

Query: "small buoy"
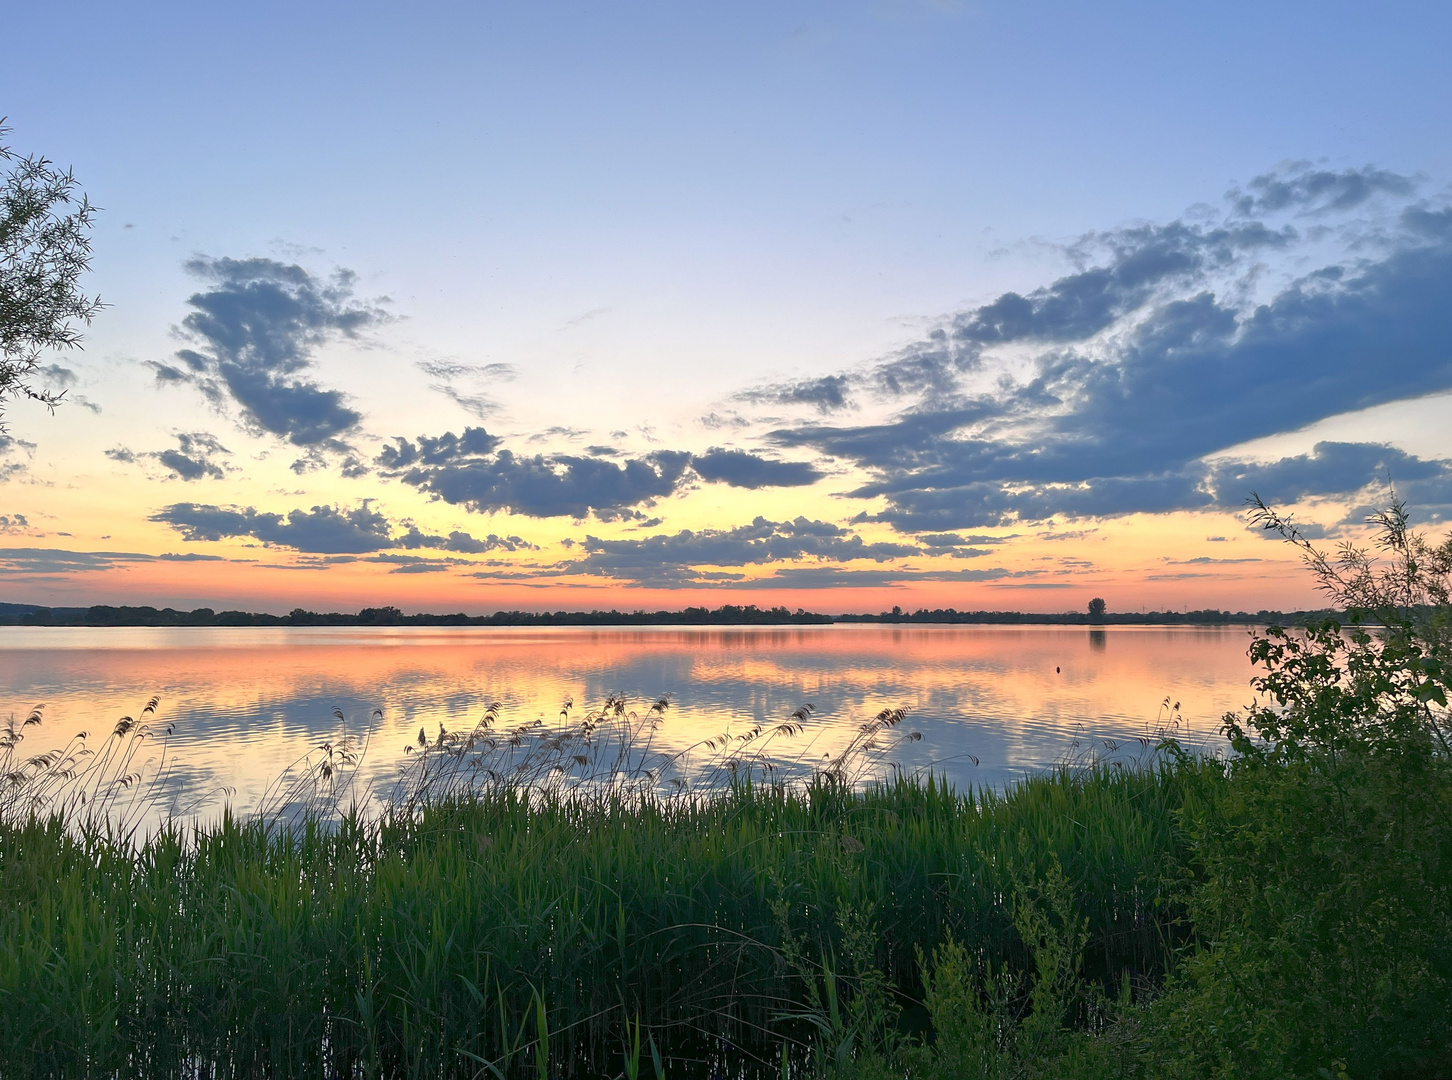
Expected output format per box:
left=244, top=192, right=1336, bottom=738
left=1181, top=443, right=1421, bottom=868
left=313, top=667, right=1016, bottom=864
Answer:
left=1056, top=666, right=1061, bottom=674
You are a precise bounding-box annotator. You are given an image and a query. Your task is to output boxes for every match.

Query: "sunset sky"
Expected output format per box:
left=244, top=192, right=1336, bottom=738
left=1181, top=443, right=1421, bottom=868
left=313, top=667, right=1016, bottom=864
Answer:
left=2, top=0, right=1450, bottom=615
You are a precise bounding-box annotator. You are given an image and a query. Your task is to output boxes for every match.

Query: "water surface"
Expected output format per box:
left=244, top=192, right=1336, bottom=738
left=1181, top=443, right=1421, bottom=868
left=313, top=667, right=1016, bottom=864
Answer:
left=0, top=624, right=1259, bottom=817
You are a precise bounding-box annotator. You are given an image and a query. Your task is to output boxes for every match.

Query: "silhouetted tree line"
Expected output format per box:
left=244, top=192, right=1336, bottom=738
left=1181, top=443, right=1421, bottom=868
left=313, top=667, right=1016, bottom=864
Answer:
left=835, top=605, right=1338, bottom=625
left=0, top=602, right=835, bottom=627
left=0, top=601, right=1342, bottom=627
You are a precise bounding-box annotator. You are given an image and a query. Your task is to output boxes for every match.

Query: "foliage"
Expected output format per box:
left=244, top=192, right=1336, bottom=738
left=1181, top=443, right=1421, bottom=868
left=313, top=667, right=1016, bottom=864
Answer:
left=0, top=760, right=1192, bottom=1078
left=1140, top=499, right=1452, bottom=1079
left=833, top=498, right=1452, bottom=1080
left=0, top=120, right=101, bottom=429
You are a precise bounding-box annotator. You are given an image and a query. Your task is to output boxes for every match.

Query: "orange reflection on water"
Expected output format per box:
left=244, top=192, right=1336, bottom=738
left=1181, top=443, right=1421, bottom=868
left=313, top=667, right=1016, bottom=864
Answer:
left=0, top=624, right=1260, bottom=818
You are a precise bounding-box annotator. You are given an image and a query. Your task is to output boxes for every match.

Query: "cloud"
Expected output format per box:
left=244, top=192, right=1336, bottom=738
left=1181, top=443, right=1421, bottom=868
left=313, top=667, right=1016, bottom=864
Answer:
left=418, top=360, right=516, bottom=381
left=738, top=374, right=853, bottom=413
left=418, top=360, right=517, bottom=419
left=36, top=363, right=77, bottom=391
left=109, top=432, right=232, bottom=481
left=1164, top=556, right=1264, bottom=565
left=152, top=502, right=396, bottom=554
left=690, top=448, right=825, bottom=489
left=746, top=565, right=1016, bottom=589
left=765, top=174, right=1452, bottom=530
left=0, top=434, right=36, bottom=481
left=33, top=364, right=101, bottom=413
left=161, top=257, right=385, bottom=446
left=145, top=361, right=190, bottom=385
left=151, top=500, right=546, bottom=557
left=916, top=532, right=1010, bottom=548
left=376, top=427, right=503, bottom=469
left=1228, top=162, right=1416, bottom=217
left=376, top=426, right=694, bottom=519
left=563, top=515, right=923, bottom=586
left=394, top=526, right=537, bottom=553
left=1209, top=441, right=1450, bottom=510
left=362, top=553, right=473, bottom=574
left=377, top=427, right=830, bottom=514
left=0, top=547, right=227, bottom=576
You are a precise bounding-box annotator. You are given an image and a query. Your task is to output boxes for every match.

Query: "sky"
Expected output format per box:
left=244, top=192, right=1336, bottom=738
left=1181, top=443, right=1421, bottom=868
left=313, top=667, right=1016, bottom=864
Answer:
left=2, top=0, right=1450, bottom=615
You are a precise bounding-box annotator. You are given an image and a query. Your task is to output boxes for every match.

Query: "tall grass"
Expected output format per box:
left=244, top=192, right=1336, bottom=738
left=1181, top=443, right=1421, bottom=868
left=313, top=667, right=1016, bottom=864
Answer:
left=0, top=698, right=182, bottom=838
left=0, top=724, right=1202, bottom=1078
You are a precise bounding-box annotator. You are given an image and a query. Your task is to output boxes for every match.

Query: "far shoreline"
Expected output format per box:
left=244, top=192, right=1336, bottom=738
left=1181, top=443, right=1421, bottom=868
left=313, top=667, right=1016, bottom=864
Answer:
left=0, top=600, right=1338, bottom=629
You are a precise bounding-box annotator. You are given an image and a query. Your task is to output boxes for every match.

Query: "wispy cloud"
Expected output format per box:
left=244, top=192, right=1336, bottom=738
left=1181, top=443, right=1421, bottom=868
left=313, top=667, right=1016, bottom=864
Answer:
left=0, top=547, right=227, bottom=576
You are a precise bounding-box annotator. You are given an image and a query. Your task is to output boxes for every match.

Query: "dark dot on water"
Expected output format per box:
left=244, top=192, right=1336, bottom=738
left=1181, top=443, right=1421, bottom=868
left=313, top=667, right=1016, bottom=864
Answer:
left=1056, top=666, right=1061, bottom=674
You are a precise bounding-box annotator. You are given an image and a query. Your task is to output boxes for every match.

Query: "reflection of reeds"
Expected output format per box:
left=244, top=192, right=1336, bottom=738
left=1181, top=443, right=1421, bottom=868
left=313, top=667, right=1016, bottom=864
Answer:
left=387, top=696, right=925, bottom=816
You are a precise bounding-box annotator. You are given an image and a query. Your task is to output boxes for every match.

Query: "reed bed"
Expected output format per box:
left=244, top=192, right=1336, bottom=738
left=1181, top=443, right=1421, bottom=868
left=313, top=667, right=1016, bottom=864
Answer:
left=0, top=695, right=1204, bottom=1079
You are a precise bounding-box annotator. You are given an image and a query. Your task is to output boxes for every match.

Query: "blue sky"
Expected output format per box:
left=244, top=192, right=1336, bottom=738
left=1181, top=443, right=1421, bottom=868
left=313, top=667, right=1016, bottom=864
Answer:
left=1, top=1, right=1449, bottom=612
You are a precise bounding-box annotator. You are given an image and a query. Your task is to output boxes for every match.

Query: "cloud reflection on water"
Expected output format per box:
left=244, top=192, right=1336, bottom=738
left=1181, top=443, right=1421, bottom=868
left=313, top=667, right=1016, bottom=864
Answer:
left=0, top=625, right=1256, bottom=821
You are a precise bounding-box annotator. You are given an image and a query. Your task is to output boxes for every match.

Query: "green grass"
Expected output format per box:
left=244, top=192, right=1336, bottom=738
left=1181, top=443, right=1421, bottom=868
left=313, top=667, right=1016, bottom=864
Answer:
left=0, top=760, right=1201, bottom=1079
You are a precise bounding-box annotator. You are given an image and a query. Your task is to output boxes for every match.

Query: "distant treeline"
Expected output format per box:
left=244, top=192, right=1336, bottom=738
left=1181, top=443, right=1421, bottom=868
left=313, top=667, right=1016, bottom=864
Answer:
left=0, top=601, right=1337, bottom=627
left=0, top=602, right=835, bottom=627
left=836, top=605, right=1337, bottom=625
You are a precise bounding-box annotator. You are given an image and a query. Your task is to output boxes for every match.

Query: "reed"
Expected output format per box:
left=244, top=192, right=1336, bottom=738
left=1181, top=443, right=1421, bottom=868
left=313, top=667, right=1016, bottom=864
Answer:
left=0, top=712, right=1202, bottom=1078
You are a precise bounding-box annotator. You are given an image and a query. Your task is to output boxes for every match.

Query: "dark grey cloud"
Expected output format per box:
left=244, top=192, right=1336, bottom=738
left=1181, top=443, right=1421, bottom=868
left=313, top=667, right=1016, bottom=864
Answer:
left=151, top=500, right=544, bottom=557
left=1229, top=163, right=1416, bottom=217
left=590, top=506, right=656, bottom=524
left=145, top=361, right=190, bottom=385
left=152, top=502, right=395, bottom=554
left=162, top=257, right=385, bottom=447
left=738, top=374, right=852, bottom=413
left=381, top=442, right=690, bottom=519
left=110, top=432, right=232, bottom=481
left=376, top=426, right=825, bottom=518
left=765, top=175, right=1452, bottom=530
left=394, top=526, right=537, bottom=553
left=690, top=448, right=825, bottom=489
left=1209, top=441, right=1449, bottom=510
left=854, top=218, right=1296, bottom=408
left=376, top=427, right=503, bottom=470
left=157, top=448, right=223, bottom=481
left=916, top=532, right=1010, bottom=548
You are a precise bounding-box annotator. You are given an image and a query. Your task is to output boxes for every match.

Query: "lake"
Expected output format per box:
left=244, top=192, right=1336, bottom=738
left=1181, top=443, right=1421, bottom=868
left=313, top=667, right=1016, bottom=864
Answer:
left=0, top=624, right=1261, bottom=820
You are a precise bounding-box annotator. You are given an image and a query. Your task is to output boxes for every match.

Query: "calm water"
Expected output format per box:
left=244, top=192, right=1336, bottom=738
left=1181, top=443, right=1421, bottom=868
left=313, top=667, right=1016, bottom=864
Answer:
left=0, top=624, right=1260, bottom=817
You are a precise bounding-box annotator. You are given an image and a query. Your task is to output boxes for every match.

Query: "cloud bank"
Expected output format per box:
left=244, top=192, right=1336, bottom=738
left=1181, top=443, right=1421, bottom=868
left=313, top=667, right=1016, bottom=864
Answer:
left=759, top=164, right=1452, bottom=531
